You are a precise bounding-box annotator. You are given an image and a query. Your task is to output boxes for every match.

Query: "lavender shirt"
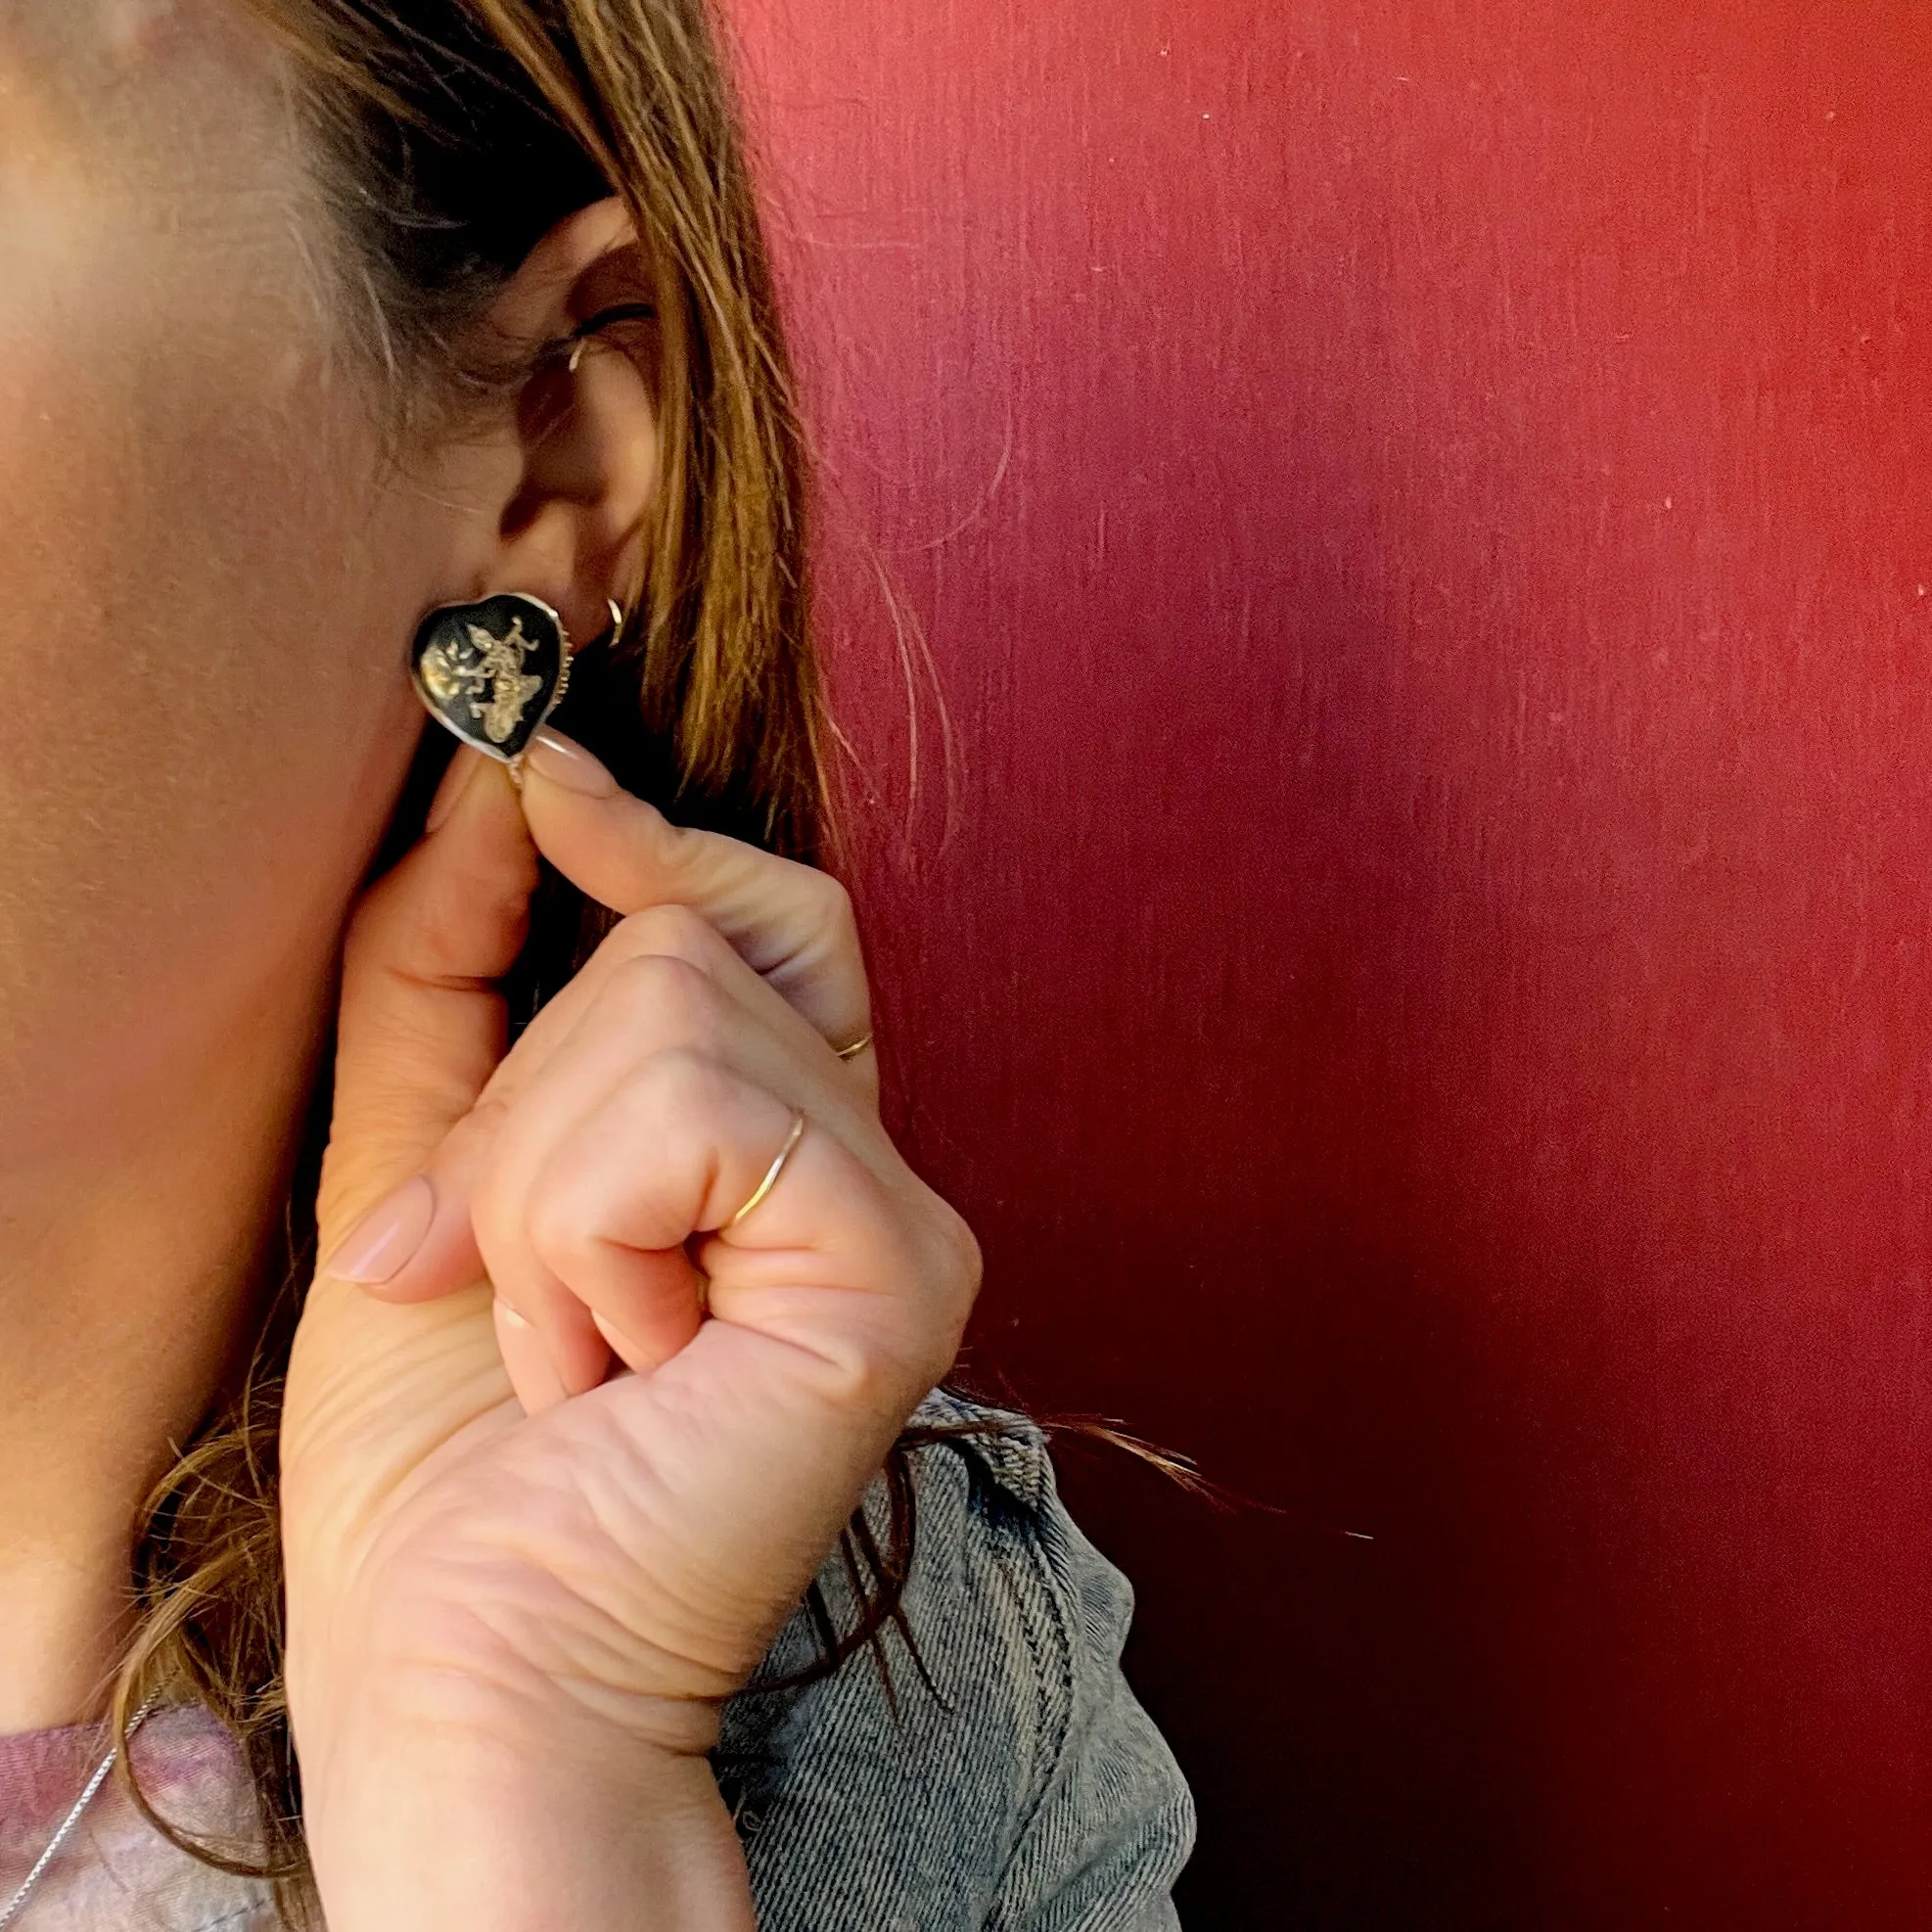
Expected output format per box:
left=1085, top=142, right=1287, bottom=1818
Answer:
left=0, top=1703, right=276, bottom=1930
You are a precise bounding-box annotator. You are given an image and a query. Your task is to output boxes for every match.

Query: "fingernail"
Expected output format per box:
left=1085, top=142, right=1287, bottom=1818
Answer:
left=426, top=752, right=480, bottom=833
left=526, top=728, right=618, bottom=799
left=494, top=1298, right=571, bottom=1411
left=317, top=1174, right=436, bottom=1283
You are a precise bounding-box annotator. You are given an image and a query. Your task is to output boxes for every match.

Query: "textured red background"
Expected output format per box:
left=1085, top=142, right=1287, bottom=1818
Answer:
left=727, top=1, right=1932, bottom=1923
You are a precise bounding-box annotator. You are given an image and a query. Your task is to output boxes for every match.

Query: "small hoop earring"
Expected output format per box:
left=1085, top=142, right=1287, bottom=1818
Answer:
left=561, top=302, right=657, bottom=379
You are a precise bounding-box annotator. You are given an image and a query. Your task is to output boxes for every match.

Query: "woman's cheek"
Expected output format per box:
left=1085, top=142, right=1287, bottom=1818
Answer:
left=0, top=144, right=431, bottom=1146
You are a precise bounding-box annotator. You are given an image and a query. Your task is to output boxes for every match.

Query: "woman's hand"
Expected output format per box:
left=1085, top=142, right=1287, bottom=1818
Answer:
left=279, top=732, right=980, bottom=1930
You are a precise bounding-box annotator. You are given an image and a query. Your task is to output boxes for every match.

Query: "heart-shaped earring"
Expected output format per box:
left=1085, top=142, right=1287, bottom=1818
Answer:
left=409, top=592, right=623, bottom=778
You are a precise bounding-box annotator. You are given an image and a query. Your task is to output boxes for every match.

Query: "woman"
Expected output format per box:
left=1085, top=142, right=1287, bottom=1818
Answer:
left=0, top=0, right=1194, bottom=1926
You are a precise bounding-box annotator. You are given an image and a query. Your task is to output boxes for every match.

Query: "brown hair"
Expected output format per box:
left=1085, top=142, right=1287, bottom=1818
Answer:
left=104, top=2, right=960, bottom=1920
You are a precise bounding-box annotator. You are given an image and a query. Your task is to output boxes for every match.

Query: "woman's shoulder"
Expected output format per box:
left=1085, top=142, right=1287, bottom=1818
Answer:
left=714, top=1391, right=1196, bottom=1932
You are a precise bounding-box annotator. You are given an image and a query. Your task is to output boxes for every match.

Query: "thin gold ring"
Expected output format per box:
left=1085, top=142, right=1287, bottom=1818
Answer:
left=721, top=1109, right=807, bottom=1231
left=835, top=1031, right=874, bottom=1063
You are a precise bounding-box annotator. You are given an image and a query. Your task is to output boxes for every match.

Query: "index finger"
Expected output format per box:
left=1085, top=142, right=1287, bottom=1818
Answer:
left=518, top=727, right=872, bottom=1055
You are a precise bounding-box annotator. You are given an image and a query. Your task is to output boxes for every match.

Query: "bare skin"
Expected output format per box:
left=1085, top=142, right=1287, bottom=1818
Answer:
left=0, top=4, right=978, bottom=1923
left=0, top=0, right=449, bottom=1732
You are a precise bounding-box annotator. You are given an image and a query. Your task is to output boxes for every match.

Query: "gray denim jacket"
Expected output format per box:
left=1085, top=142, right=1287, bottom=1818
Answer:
left=0, top=1397, right=1191, bottom=1931
left=719, top=1390, right=1197, bottom=1931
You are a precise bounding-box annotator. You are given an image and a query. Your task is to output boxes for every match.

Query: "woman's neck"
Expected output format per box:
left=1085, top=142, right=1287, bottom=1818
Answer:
left=0, top=982, right=327, bottom=1732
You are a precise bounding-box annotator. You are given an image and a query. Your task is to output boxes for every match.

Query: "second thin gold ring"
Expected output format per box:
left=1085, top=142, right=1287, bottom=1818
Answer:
left=721, top=1109, right=808, bottom=1231
left=835, top=1031, right=875, bottom=1063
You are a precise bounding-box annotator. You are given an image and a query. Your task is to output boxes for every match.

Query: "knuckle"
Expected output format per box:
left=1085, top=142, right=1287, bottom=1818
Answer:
left=862, top=1199, right=981, bottom=1391
left=610, top=900, right=717, bottom=964
left=464, top=1090, right=516, bottom=1136
left=800, top=1332, right=914, bottom=1415
left=599, top=948, right=723, bottom=1045
left=941, top=1202, right=985, bottom=1304
left=464, top=1118, right=523, bottom=1251
left=805, top=868, right=858, bottom=939
left=525, top=1188, right=597, bottom=1277
left=909, top=1185, right=983, bottom=1310
left=467, top=1176, right=520, bottom=1267
left=638, top=1042, right=736, bottom=1122
left=921, top=1205, right=983, bottom=1349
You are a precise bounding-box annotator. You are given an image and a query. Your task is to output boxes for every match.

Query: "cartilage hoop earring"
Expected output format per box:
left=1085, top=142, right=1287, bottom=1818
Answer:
left=562, top=301, right=657, bottom=379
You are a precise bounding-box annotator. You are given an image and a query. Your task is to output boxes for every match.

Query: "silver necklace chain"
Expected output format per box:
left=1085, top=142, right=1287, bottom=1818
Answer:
left=0, top=1696, right=161, bottom=1930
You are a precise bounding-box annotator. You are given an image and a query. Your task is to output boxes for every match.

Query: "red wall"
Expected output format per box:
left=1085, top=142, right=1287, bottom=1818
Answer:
left=727, top=2, right=1932, bottom=1922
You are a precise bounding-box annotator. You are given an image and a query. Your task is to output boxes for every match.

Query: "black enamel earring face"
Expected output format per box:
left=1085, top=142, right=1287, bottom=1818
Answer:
left=408, top=592, right=572, bottom=764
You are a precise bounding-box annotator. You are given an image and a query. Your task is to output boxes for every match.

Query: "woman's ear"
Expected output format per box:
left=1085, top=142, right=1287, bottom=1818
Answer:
left=452, top=196, right=662, bottom=647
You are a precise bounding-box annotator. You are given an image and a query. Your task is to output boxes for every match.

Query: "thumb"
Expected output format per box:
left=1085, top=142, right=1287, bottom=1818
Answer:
left=315, top=746, right=538, bottom=1261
